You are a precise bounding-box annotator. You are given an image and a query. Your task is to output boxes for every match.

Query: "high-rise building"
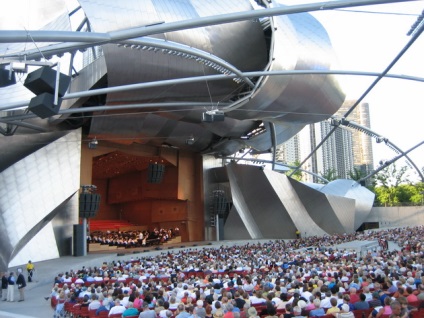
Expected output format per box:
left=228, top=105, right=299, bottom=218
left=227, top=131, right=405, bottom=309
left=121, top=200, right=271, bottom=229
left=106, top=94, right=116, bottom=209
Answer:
left=337, top=101, right=374, bottom=178
left=277, top=101, right=373, bottom=183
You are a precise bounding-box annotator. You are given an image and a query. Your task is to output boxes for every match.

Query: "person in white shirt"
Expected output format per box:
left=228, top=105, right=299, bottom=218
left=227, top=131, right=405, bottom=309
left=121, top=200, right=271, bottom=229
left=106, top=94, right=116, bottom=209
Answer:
left=88, top=294, right=101, bottom=310
left=108, top=299, right=126, bottom=316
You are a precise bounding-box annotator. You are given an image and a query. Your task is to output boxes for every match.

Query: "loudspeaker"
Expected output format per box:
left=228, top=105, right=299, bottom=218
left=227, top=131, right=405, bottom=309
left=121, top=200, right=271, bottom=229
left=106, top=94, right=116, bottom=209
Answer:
left=202, top=111, right=225, bottom=122
left=155, top=247, right=163, bottom=250
left=213, top=191, right=227, bottom=216
left=0, top=69, right=16, bottom=87
left=73, top=224, right=85, bottom=257
left=28, top=93, right=62, bottom=118
left=147, top=163, right=165, bottom=183
left=202, top=112, right=213, bottom=122
left=24, top=66, right=70, bottom=97
left=79, top=193, right=101, bottom=218
left=117, top=253, right=125, bottom=256
left=212, top=111, right=225, bottom=121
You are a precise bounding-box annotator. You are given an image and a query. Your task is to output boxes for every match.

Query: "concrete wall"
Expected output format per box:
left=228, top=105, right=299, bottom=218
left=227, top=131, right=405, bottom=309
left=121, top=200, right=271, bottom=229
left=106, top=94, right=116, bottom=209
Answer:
left=366, top=206, right=424, bottom=228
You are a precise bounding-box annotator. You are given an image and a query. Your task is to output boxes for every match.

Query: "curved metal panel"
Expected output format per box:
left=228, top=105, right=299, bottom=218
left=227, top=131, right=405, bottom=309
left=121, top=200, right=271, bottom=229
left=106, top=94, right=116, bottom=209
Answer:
left=288, top=177, right=352, bottom=234
left=263, top=169, right=327, bottom=237
left=320, top=179, right=375, bottom=230
left=226, top=163, right=264, bottom=238
left=223, top=164, right=372, bottom=239
left=79, top=0, right=267, bottom=104
left=0, top=129, right=81, bottom=271
left=229, top=4, right=345, bottom=141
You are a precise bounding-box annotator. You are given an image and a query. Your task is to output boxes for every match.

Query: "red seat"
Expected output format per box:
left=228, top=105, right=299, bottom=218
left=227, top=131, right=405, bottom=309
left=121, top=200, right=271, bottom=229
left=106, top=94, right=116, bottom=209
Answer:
left=352, top=308, right=373, bottom=318
left=69, top=304, right=82, bottom=317
left=51, top=296, right=58, bottom=309
left=64, top=302, right=75, bottom=316
left=96, top=311, right=110, bottom=318
left=79, top=306, right=90, bottom=318
left=89, top=309, right=97, bottom=318
left=109, top=314, right=124, bottom=318
left=410, top=310, right=424, bottom=318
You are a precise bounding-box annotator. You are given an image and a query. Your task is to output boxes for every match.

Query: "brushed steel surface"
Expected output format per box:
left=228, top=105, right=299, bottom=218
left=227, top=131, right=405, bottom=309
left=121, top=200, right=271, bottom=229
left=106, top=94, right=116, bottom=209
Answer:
left=222, top=164, right=374, bottom=240
left=320, top=179, right=375, bottom=230
left=288, top=177, right=353, bottom=234
left=0, top=129, right=81, bottom=271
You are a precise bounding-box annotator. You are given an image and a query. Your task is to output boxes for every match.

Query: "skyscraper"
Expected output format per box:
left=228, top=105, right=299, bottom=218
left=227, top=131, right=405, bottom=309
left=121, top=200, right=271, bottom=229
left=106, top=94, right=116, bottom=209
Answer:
left=337, top=101, right=374, bottom=178
left=277, top=101, right=373, bottom=183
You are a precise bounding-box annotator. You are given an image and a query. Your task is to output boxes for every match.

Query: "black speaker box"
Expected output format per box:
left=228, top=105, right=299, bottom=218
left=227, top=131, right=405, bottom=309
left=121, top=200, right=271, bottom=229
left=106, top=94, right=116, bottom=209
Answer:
left=0, top=69, right=16, bottom=87
left=73, top=224, right=86, bottom=257
left=28, top=93, right=62, bottom=119
left=79, top=193, right=101, bottom=218
left=24, top=66, right=70, bottom=97
left=147, top=163, right=165, bottom=183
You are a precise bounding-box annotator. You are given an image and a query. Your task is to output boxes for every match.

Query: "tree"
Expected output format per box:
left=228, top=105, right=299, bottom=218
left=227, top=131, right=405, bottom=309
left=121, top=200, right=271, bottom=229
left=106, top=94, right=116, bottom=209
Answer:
left=320, top=168, right=339, bottom=183
left=286, top=160, right=303, bottom=181
left=373, top=163, right=413, bottom=206
left=348, top=167, right=364, bottom=181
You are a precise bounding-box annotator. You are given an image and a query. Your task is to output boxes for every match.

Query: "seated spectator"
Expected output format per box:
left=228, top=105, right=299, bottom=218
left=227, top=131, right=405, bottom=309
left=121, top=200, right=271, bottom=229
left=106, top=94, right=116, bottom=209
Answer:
left=370, top=296, right=392, bottom=318
left=368, top=292, right=382, bottom=309
left=88, top=294, right=101, bottom=311
left=122, top=302, right=139, bottom=317
left=247, top=307, right=259, bottom=318
left=338, top=295, right=354, bottom=312
left=108, top=299, right=126, bottom=317
left=348, top=288, right=360, bottom=304
left=292, top=306, right=304, bottom=318
left=336, top=304, right=354, bottom=318
left=96, top=298, right=111, bottom=316
left=353, top=294, right=370, bottom=310
left=388, top=300, right=407, bottom=318
left=139, top=301, right=157, bottom=318
left=320, top=291, right=332, bottom=309
left=309, top=299, right=325, bottom=317
left=326, top=298, right=340, bottom=315
left=362, top=287, right=373, bottom=302
left=405, top=287, right=418, bottom=304
left=397, top=296, right=417, bottom=318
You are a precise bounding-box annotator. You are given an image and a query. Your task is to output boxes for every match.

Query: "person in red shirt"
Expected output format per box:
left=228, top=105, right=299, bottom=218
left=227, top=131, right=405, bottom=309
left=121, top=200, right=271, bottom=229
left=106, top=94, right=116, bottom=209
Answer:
left=405, top=287, right=418, bottom=304
left=348, top=288, right=360, bottom=304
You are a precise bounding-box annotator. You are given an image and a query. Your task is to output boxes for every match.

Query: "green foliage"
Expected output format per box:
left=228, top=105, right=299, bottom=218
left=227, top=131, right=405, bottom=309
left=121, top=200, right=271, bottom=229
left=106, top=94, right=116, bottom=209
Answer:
left=372, top=164, right=424, bottom=206
left=348, top=168, right=364, bottom=181
left=320, top=168, right=339, bottom=182
left=286, top=160, right=304, bottom=181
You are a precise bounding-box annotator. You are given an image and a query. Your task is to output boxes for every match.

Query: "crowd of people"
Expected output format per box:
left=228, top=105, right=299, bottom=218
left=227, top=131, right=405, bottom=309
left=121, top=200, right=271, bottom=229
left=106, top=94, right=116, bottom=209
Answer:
left=49, top=226, right=423, bottom=318
left=88, top=227, right=181, bottom=248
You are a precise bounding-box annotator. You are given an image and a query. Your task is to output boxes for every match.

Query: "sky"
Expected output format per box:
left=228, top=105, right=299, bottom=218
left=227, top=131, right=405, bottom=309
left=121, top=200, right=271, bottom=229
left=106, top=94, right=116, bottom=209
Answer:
left=305, top=0, right=424, bottom=179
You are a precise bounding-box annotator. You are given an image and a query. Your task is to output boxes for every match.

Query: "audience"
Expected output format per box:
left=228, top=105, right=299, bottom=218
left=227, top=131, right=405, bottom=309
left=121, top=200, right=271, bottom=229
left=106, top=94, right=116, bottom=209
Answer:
left=48, top=225, right=423, bottom=318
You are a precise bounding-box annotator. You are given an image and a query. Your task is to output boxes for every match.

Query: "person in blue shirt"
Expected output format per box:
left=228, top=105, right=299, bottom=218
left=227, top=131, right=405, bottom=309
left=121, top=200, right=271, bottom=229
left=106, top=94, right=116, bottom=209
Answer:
left=7, top=272, right=16, bottom=302
left=309, top=299, right=325, bottom=317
